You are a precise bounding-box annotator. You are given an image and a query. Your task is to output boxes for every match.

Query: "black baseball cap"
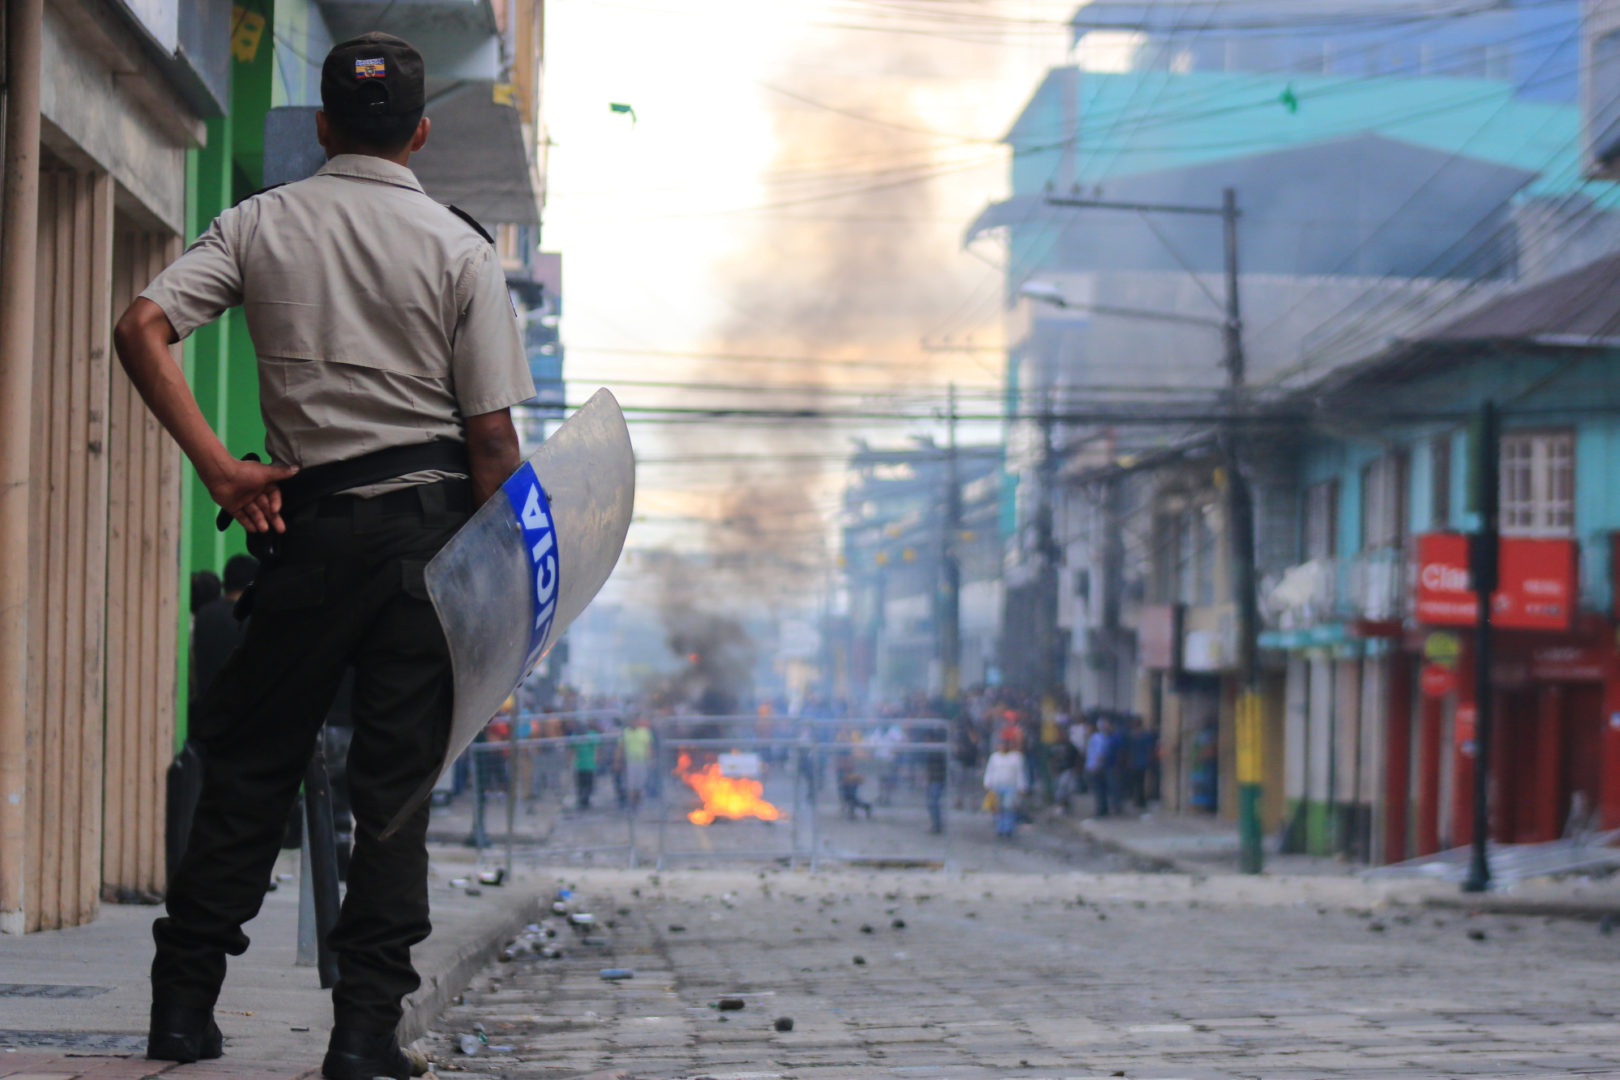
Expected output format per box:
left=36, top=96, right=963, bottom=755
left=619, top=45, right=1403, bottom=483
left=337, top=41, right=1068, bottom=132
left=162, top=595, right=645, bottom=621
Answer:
left=321, top=32, right=425, bottom=127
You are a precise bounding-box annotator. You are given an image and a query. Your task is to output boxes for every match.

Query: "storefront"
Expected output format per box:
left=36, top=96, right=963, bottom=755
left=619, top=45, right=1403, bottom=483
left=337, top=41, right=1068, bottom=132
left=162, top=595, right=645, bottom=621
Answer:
left=1408, top=533, right=1620, bottom=851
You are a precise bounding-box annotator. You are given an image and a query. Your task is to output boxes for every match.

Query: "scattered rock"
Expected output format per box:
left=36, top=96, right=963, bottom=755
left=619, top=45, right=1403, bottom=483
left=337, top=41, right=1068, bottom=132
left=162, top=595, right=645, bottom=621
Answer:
left=716, top=998, right=746, bottom=1011
left=1468, top=929, right=1487, bottom=942
left=859, top=924, right=875, bottom=934
left=465, top=887, right=483, bottom=898
left=853, top=955, right=867, bottom=965
left=891, top=918, right=906, bottom=930
left=1368, top=923, right=1387, bottom=933
left=599, top=968, right=635, bottom=981
left=774, top=1017, right=795, bottom=1032
left=668, top=924, right=687, bottom=933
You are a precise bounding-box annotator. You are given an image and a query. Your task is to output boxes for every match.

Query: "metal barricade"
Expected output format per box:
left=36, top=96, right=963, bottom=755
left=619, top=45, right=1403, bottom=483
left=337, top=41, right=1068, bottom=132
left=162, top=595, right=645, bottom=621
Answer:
left=652, top=715, right=809, bottom=869
left=651, top=716, right=956, bottom=871
left=441, top=710, right=642, bottom=877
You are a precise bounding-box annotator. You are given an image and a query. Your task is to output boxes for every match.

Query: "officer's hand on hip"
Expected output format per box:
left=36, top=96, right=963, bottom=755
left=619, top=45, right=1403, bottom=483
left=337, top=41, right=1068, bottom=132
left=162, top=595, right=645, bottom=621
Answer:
left=207, top=458, right=300, bottom=534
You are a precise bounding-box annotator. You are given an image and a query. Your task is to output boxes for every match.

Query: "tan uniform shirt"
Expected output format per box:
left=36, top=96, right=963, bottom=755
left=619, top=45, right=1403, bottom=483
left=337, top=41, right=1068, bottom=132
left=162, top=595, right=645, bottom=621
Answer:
left=140, top=154, right=535, bottom=494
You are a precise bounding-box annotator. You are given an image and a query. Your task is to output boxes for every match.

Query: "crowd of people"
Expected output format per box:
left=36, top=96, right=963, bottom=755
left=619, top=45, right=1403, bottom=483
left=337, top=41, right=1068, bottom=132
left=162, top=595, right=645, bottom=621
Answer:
left=951, top=688, right=1162, bottom=839
left=178, top=658, right=1170, bottom=849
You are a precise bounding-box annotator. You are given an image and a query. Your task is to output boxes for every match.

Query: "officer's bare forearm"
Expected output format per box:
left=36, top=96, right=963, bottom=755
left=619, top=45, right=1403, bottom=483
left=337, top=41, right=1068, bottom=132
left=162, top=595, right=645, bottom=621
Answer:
left=112, top=298, right=235, bottom=485
left=466, top=408, right=522, bottom=506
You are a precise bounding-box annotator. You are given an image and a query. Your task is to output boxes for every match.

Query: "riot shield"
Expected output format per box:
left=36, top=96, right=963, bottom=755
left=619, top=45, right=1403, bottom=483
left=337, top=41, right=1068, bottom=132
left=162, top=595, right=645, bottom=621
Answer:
left=382, top=388, right=634, bottom=837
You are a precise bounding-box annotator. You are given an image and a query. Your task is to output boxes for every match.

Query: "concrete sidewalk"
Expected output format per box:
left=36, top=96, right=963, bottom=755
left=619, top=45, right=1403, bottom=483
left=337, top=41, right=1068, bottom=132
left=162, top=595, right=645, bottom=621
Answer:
left=1062, top=808, right=1356, bottom=876
left=1063, top=808, right=1620, bottom=918
left=0, top=846, right=539, bottom=1080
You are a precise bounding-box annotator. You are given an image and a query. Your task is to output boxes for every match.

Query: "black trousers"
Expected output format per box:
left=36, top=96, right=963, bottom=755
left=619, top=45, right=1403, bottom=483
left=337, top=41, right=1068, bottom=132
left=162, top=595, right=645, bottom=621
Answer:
left=152, top=482, right=469, bottom=1034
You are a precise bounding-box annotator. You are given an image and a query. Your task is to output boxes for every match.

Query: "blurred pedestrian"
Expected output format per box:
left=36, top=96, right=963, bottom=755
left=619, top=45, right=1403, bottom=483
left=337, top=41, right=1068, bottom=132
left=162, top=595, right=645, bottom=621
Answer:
left=190, top=570, right=221, bottom=616
left=190, top=554, right=257, bottom=711
left=837, top=749, right=872, bottom=820
left=573, top=724, right=600, bottom=810
left=922, top=725, right=948, bottom=834
left=952, top=717, right=983, bottom=810
left=621, top=717, right=652, bottom=811
left=983, top=737, right=1027, bottom=838
left=1125, top=716, right=1156, bottom=811
left=1086, top=718, right=1118, bottom=818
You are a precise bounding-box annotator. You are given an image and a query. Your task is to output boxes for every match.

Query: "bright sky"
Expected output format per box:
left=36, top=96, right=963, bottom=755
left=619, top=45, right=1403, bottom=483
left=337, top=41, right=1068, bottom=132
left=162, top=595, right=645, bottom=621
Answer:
left=541, top=0, right=1086, bottom=611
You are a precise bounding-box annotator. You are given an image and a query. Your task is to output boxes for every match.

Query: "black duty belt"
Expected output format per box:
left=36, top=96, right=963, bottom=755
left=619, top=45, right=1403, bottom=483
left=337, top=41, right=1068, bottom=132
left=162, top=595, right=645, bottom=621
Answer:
left=214, top=441, right=471, bottom=533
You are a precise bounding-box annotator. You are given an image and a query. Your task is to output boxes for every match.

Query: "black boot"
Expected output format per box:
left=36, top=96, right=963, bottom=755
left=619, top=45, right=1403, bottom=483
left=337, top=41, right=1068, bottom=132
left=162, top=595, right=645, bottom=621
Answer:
left=322, top=1027, right=412, bottom=1080
left=147, top=1002, right=223, bottom=1063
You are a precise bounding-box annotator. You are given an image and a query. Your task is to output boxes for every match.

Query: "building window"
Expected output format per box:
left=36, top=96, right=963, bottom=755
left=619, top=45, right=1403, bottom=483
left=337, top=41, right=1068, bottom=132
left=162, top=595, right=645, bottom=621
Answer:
left=1304, top=480, right=1338, bottom=562
left=1431, top=435, right=1451, bottom=529
left=1592, top=31, right=1620, bottom=172
left=1500, top=431, right=1575, bottom=538
left=1361, top=451, right=1409, bottom=550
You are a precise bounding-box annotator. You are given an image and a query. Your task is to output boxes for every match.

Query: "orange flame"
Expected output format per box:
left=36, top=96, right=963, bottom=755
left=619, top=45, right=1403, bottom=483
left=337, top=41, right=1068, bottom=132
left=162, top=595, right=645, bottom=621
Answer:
left=675, top=752, right=783, bottom=826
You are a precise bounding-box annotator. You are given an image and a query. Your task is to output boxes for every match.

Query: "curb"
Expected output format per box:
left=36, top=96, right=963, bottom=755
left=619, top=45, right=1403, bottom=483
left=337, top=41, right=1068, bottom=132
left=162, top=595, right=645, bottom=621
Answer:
left=397, top=888, right=539, bottom=1046
left=1065, top=817, right=1198, bottom=874
left=1421, top=892, right=1620, bottom=922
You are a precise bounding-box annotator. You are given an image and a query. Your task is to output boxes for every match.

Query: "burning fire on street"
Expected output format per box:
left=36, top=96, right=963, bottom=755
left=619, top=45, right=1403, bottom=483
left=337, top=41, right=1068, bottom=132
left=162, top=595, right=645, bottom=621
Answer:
left=674, top=752, right=783, bottom=826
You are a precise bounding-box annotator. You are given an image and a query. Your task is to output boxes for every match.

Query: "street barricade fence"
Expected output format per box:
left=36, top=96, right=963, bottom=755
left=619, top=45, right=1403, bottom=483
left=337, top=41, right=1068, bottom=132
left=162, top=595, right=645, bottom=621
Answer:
left=450, top=710, right=639, bottom=876
left=443, top=713, right=960, bottom=876
left=652, top=716, right=957, bottom=871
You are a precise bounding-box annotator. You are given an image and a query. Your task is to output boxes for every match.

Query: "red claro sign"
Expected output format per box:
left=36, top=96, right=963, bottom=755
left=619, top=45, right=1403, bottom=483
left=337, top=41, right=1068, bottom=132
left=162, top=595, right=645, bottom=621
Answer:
left=1414, top=533, right=1576, bottom=631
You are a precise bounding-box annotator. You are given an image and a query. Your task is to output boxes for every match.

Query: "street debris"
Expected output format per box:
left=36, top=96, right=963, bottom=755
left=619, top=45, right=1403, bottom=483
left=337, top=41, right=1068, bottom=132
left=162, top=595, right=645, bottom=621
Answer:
left=600, top=968, right=635, bottom=981
left=716, top=997, right=745, bottom=1011
left=774, top=1017, right=795, bottom=1032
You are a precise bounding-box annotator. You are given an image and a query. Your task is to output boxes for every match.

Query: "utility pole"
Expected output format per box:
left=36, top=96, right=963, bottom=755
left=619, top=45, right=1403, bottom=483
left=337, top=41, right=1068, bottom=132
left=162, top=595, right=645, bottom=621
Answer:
left=1219, top=186, right=1265, bottom=877
left=940, top=384, right=962, bottom=706
left=1463, top=401, right=1499, bottom=894
left=1045, top=186, right=1263, bottom=872
left=1035, top=395, right=1062, bottom=707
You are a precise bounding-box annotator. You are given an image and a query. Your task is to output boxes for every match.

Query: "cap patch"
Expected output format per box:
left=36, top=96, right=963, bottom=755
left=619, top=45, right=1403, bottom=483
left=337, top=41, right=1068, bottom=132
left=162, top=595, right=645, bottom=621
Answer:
left=354, top=56, right=387, bottom=78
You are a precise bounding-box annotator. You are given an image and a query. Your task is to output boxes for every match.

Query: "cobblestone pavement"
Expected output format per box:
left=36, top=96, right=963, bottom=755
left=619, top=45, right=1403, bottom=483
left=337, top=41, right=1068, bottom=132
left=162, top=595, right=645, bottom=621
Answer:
left=426, top=860, right=1620, bottom=1080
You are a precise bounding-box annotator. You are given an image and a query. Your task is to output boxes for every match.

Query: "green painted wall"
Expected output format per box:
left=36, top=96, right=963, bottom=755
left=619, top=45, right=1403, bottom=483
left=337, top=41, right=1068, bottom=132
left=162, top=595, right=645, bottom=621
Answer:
left=176, top=0, right=278, bottom=746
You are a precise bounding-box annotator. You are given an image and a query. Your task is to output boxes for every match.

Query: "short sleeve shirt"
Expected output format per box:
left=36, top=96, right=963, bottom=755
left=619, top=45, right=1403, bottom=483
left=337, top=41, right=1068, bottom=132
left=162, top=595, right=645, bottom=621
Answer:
left=139, top=154, right=535, bottom=493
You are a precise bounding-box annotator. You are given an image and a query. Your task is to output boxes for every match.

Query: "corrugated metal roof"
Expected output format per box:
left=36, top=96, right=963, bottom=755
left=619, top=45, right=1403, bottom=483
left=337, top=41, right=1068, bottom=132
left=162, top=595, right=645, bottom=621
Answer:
left=1426, top=251, right=1620, bottom=345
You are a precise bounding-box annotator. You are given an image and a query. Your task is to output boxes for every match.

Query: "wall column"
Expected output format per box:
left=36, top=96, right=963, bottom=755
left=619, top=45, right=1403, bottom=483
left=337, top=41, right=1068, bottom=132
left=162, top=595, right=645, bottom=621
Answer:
left=0, top=0, right=47, bottom=935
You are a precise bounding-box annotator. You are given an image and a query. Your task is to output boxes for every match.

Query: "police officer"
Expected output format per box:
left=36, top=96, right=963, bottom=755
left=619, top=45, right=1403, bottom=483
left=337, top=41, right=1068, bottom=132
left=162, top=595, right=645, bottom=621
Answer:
left=112, top=32, right=533, bottom=1080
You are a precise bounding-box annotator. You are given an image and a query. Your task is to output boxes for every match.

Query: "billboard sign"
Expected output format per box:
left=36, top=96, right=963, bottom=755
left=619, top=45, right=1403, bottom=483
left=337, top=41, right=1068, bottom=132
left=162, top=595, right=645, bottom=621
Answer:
left=1414, top=533, right=1576, bottom=632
